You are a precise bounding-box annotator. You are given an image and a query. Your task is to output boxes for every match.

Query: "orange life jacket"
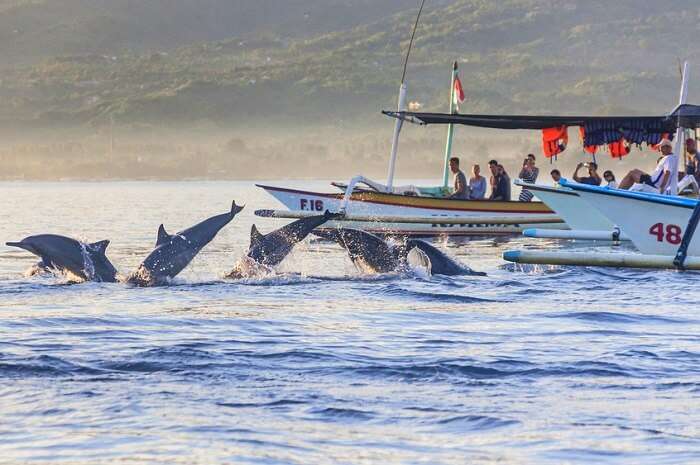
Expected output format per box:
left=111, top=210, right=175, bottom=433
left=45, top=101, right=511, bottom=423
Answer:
left=608, top=138, right=631, bottom=159
left=542, top=126, right=568, bottom=158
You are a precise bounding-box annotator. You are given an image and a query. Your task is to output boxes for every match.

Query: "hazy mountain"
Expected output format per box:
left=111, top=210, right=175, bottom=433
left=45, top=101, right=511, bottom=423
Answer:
left=0, top=0, right=412, bottom=65
left=3, top=0, right=700, bottom=132
left=2, top=0, right=700, bottom=180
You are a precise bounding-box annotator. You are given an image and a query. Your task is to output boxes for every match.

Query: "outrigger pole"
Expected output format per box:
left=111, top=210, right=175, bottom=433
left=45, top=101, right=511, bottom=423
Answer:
left=441, top=61, right=458, bottom=189
left=255, top=209, right=563, bottom=225
left=504, top=250, right=700, bottom=271
left=386, top=0, right=426, bottom=190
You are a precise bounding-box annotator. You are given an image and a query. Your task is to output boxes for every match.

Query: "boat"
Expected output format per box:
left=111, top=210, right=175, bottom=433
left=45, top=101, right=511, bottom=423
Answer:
left=511, top=181, right=610, bottom=230
left=559, top=180, right=700, bottom=256
left=380, top=57, right=700, bottom=269
left=257, top=182, right=561, bottom=236
left=257, top=1, right=566, bottom=237
left=512, top=179, right=629, bottom=242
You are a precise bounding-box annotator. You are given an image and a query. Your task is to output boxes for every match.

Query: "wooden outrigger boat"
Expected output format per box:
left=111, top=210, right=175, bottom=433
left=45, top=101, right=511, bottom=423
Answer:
left=257, top=182, right=562, bottom=236
left=380, top=57, right=700, bottom=269
left=257, top=0, right=566, bottom=237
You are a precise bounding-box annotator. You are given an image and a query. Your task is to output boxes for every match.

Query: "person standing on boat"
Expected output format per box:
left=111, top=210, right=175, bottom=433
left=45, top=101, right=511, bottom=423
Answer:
left=518, top=154, right=539, bottom=201
left=469, top=164, right=486, bottom=200
left=618, top=139, right=677, bottom=192
left=490, top=163, right=511, bottom=201
left=573, top=162, right=602, bottom=185
left=448, top=157, right=470, bottom=200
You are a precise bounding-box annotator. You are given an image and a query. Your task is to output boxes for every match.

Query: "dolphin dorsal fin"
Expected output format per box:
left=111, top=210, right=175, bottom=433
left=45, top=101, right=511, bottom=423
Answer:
left=89, top=240, right=110, bottom=254
left=156, top=224, right=171, bottom=246
left=250, top=224, right=265, bottom=246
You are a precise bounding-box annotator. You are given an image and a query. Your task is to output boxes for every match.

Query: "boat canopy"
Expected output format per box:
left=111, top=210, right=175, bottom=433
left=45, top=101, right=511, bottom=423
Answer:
left=383, top=104, right=700, bottom=131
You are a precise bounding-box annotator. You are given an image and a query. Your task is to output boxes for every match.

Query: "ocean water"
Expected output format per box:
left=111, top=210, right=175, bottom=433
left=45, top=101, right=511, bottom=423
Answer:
left=1, top=181, right=700, bottom=464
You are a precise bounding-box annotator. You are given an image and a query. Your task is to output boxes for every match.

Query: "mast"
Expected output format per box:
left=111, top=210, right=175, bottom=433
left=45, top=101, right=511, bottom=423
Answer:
left=441, top=61, right=458, bottom=189
left=386, top=0, right=426, bottom=190
left=670, top=61, right=689, bottom=196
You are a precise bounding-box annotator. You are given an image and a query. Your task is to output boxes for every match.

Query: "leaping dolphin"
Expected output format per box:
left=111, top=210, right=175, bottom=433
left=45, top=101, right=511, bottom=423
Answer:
left=316, top=228, right=486, bottom=276
left=6, top=234, right=118, bottom=282
left=227, top=210, right=339, bottom=278
left=128, top=200, right=244, bottom=286
left=402, top=239, right=486, bottom=276
left=313, top=228, right=402, bottom=274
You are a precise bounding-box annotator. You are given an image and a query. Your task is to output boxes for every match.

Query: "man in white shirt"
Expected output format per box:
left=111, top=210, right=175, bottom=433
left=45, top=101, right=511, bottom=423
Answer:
left=618, top=139, right=677, bottom=193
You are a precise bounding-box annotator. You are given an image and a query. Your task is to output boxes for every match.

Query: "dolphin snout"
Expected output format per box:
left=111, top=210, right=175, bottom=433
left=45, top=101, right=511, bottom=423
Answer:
left=6, top=240, right=40, bottom=255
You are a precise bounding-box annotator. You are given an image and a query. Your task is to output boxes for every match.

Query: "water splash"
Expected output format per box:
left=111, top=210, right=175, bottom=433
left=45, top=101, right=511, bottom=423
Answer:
left=79, top=242, right=96, bottom=281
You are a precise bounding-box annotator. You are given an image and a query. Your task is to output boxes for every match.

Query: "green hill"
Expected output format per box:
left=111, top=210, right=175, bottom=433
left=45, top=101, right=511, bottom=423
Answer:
left=3, top=0, right=700, bottom=132
left=0, top=0, right=410, bottom=66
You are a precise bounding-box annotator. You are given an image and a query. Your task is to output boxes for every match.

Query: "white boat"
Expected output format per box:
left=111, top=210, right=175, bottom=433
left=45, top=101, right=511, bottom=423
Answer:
left=257, top=182, right=562, bottom=236
left=514, top=180, right=615, bottom=231
left=560, top=180, right=699, bottom=256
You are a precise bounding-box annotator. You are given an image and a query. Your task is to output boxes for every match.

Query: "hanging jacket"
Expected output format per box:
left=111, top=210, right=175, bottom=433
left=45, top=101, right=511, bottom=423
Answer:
left=608, top=138, right=631, bottom=159
left=542, top=126, right=568, bottom=158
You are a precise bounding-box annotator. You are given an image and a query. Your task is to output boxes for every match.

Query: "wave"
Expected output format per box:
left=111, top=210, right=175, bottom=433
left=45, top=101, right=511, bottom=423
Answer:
left=434, top=414, right=519, bottom=431
left=309, top=407, right=375, bottom=422
left=370, top=284, right=497, bottom=304
left=0, top=355, right=103, bottom=378
left=543, top=311, right=689, bottom=324
left=346, top=360, right=636, bottom=381
left=217, top=399, right=307, bottom=409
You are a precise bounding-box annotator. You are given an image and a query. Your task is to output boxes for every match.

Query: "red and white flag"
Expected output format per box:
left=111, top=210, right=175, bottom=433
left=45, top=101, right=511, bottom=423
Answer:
left=453, top=74, right=465, bottom=107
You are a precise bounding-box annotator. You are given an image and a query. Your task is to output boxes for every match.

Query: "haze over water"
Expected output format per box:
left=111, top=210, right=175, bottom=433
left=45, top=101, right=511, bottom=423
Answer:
left=1, top=181, right=699, bottom=464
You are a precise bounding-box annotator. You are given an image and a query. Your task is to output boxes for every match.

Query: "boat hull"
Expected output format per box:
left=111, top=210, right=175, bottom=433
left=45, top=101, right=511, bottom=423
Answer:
left=562, top=182, right=699, bottom=255
left=257, top=184, right=566, bottom=236
left=524, top=183, right=615, bottom=231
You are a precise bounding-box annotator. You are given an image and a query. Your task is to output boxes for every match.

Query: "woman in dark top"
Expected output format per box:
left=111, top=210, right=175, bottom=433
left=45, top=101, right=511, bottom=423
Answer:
left=490, top=164, right=511, bottom=201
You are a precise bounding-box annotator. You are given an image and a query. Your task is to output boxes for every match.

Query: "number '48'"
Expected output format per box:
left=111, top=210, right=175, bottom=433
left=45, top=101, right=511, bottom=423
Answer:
left=649, top=223, right=682, bottom=245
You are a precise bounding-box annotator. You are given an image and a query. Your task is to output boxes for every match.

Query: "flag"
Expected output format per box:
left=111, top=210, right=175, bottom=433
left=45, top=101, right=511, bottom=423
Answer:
left=453, top=74, right=465, bottom=107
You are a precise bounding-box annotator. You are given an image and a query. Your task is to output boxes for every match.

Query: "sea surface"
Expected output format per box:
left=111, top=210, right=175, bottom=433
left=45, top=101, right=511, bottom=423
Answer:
left=1, top=181, right=699, bottom=465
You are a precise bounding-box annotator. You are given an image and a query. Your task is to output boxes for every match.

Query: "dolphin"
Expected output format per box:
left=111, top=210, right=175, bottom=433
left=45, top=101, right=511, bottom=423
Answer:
left=226, top=211, right=339, bottom=278
left=313, top=228, right=402, bottom=274
left=128, top=200, right=244, bottom=286
left=6, top=234, right=118, bottom=282
left=316, top=228, right=486, bottom=276
left=402, top=239, right=486, bottom=276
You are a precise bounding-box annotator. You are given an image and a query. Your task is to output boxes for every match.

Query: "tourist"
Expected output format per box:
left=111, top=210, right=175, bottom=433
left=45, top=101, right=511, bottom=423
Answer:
left=469, top=164, right=486, bottom=200
left=518, top=155, right=539, bottom=201
left=448, top=157, right=469, bottom=199
left=618, top=139, right=677, bottom=192
left=603, top=170, right=617, bottom=188
left=490, top=164, right=511, bottom=201
left=488, top=159, right=499, bottom=195
left=550, top=169, right=562, bottom=184
left=573, top=161, right=602, bottom=185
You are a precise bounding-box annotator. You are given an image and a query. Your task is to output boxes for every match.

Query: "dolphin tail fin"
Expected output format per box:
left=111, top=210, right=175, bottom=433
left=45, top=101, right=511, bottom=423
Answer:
left=89, top=240, right=110, bottom=254
left=231, top=201, right=245, bottom=216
